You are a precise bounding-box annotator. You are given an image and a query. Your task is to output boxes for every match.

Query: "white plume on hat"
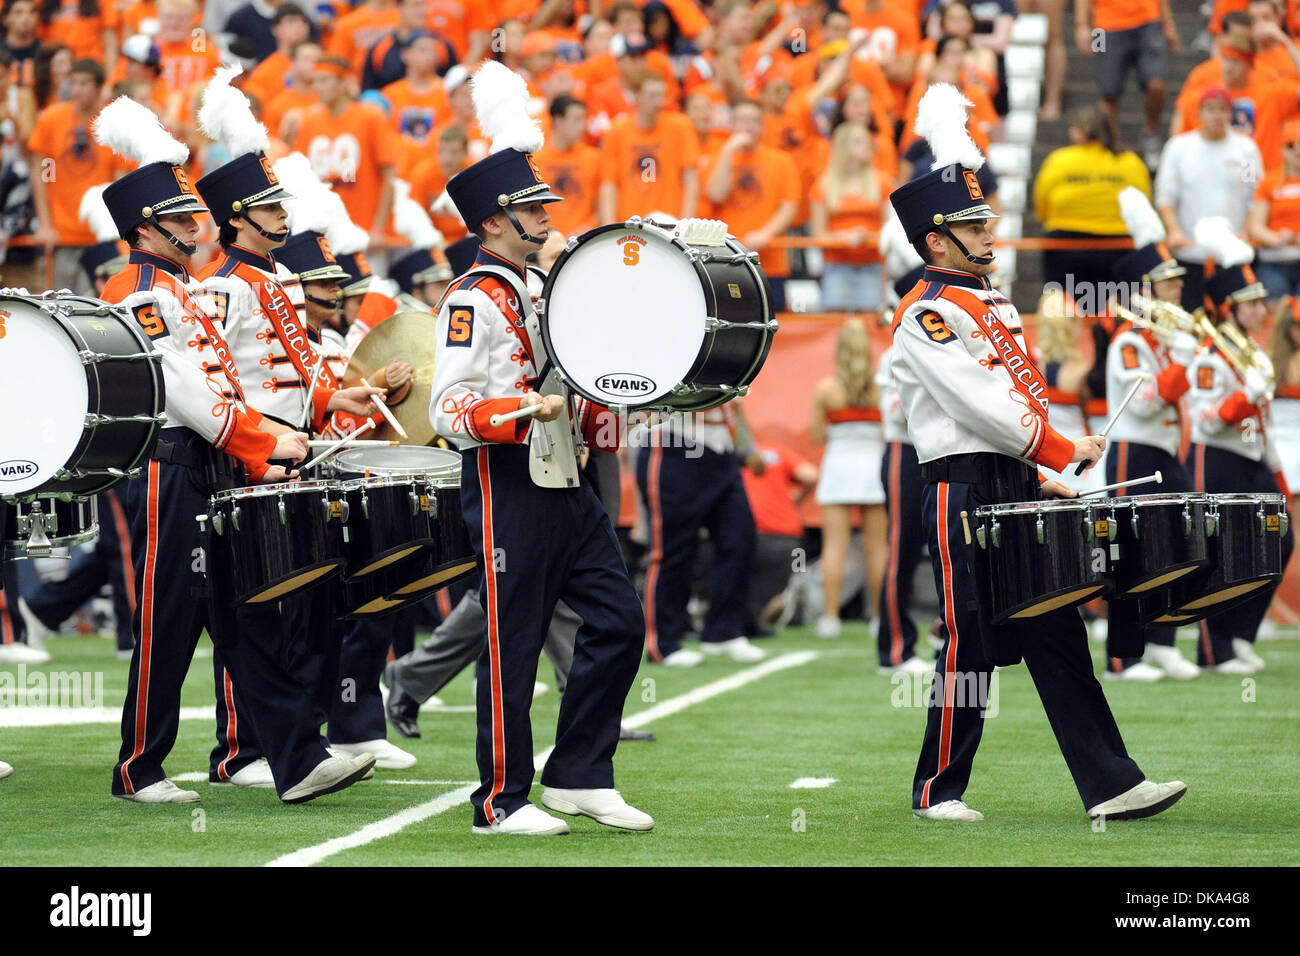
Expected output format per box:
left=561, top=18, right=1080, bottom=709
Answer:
left=324, top=193, right=369, bottom=256
left=1194, top=216, right=1254, bottom=269
left=91, top=95, right=188, bottom=165
left=915, top=83, right=985, bottom=172
left=1118, top=187, right=1166, bottom=247
left=79, top=185, right=120, bottom=242
left=472, top=60, right=544, bottom=154
left=273, top=152, right=333, bottom=234
left=392, top=179, right=444, bottom=249
left=198, top=64, right=269, bottom=157
left=881, top=206, right=924, bottom=277
left=430, top=188, right=464, bottom=225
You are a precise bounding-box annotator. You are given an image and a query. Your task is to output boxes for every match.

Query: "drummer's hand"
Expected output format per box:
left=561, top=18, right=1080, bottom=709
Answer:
left=385, top=360, right=413, bottom=391
left=272, top=431, right=309, bottom=462
left=261, top=465, right=300, bottom=483
left=1040, top=478, right=1077, bottom=500
left=1071, top=435, right=1105, bottom=471
left=521, top=391, right=565, bottom=422
left=329, top=385, right=387, bottom=416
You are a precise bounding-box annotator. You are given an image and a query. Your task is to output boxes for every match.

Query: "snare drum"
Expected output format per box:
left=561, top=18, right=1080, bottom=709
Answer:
left=208, top=480, right=347, bottom=604
left=538, top=218, right=777, bottom=412
left=973, top=498, right=1111, bottom=622
left=331, top=446, right=476, bottom=591
left=1141, top=493, right=1287, bottom=624
left=2, top=496, right=98, bottom=558
left=0, top=291, right=165, bottom=497
left=1109, top=493, right=1210, bottom=598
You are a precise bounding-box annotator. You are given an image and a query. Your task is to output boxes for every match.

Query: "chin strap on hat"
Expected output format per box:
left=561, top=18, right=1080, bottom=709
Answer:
left=305, top=291, right=340, bottom=311
left=940, top=222, right=994, bottom=266
left=504, top=206, right=546, bottom=246
left=152, top=220, right=198, bottom=256
left=240, top=209, right=290, bottom=244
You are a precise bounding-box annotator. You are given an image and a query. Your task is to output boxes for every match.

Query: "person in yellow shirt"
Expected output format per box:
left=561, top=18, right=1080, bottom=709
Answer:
left=1033, top=104, right=1151, bottom=314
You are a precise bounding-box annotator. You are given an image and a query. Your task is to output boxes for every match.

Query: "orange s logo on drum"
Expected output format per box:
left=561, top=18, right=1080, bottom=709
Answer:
left=0, top=307, right=8, bottom=339
left=618, top=235, right=645, bottom=267
left=447, top=306, right=473, bottom=347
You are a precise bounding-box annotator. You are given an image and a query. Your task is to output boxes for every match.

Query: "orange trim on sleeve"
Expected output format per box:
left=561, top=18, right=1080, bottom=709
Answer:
left=1156, top=363, right=1192, bottom=404
left=220, top=411, right=278, bottom=472
left=1218, top=390, right=1258, bottom=425
left=1032, top=424, right=1076, bottom=474
left=469, top=399, right=532, bottom=445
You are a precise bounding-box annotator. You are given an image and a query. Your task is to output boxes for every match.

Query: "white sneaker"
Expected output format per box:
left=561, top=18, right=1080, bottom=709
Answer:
left=0, top=760, right=12, bottom=780
left=211, top=757, right=275, bottom=788
left=473, top=803, right=570, bottom=835
left=1209, top=658, right=1259, bottom=675
left=282, top=753, right=376, bottom=804
left=17, top=597, right=50, bottom=648
left=541, top=787, right=654, bottom=830
left=878, top=656, right=933, bottom=676
left=1143, top=644, right=1200, bottom=680
left=815, top=615, right=842, bottom=639
left=699, top=636, right=766, bottom=663
left=659, top=647, right=704, bottom=668
left=914, top=800, right=984, bottom=821
left=1255, top=619, right=1282, bottom=641
left=1089, top=619, right=1108, bottom=643
left=1087, top=779, right=1186, bottom=820
left=331, top=738, right=415, bottom=770
left=1232, top=638, right=1265, bottom=671
left=533, top=681, right=550, bottom=700
left=327, top=746, right=375, bottom=778
left=0, top=642, right=50, bottom=664
left=1103, top=661, right=1165, bottom=682
left=113, top=778, right=200, bottom=804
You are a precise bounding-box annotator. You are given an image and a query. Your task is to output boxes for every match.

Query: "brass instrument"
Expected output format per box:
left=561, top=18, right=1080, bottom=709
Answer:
left=1113, top=292, right=1264, bottom=387
left=1217, top=320, right=1275, bottom=400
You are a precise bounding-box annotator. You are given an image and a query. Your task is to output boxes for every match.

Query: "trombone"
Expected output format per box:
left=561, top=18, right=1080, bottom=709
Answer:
left=1112, top=292, right=1264, bottom=390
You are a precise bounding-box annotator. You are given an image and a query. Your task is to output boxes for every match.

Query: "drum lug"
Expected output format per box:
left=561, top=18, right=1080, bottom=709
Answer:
left=1082, top=511, right=1093, bottom=541
left=409, top=490, right=420, bottom=516
left=564, top=235, right=580, bottom=251
left=21, top=501, right=52, bottom=557
left=1035, top=514, right=1045, bottom=545
left=991, top=518, right=1001, bottom=548
left=340, top=500, right=350, bottom=523
left=1183, top=503, right=1192, bottom=535
left=705, top=316, right=725, bottom=332
left=1130, top=510, right=1140, bottom=539
left=361, top=492, right=370, bottom=520
left=278, top=497, right=287, bottom=525
left=211, top=509, right=224, bottom=536
left=231, top=504, right=241, bottom=533
left=976, top=522, right=987, bottom=549
left=535, top=297, right=546, bottom=316
left=684, top=247, right=702, bottom=263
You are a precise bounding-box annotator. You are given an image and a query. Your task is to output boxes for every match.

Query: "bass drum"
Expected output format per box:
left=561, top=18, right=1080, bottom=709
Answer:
left=1, top=495, right=98, bottom=558
left=0, top=291, right=165, bottom=497
left=539, top=218, right=777, bottom=412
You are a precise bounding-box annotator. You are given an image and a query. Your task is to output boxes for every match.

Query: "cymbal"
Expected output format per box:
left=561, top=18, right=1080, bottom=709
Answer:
left=343, top=310, right=441, bottom=447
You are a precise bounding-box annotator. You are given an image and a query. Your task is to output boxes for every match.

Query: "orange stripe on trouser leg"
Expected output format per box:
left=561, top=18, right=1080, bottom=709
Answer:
left=886, top=444, right=903, bottom=665
left=0, top=589, right=12, bottom=645
left=121, top=461, right=161, bottom=795
left=1199, top=620, right=1215, bottom=666
left=477, top=448, right=507, bottom=824
left=217, top=670, right=239, bottom=780
left=920, top=482, right=960, bottom=808
left=643, top=443, right=665, bottom=661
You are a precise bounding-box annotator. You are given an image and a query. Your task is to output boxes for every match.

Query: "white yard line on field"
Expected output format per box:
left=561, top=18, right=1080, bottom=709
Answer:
left=0, top=705, right=213, bottom=728
left=264, top=650, right=818, bottom=867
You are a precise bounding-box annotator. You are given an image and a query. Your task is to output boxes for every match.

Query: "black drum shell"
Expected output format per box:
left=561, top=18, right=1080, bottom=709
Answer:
left=1109, top=495, right=1209, bottom=598
left=976, top=502, right=1111, bottom=623
left=339, top=477, right=440, bottom=580
left=209, top=484, right=346, bottom=605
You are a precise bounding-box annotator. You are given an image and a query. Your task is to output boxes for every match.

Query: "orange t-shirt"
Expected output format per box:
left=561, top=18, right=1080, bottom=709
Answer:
left=810, top=176, right=884, bottom=266
left=790, top=52, right=899, bottom=121
left=243, top=51, right=292, bottom=110
left=158, top=37, right=221, bottom=92
left=902, top=79, right=999, bottom=149
left=121, top=0, right=156, bottom=36
left=1091, top=0, right=1161, bottom=32
left=427, top=0, right=494, bottom=59
left=742, top=443, right=811, bottom=538
left=293, top=101, right=398, bottom=231
left=407, top=153, right=468, bottom=241
left=840, top=3, right=921, bottom=108
left=600, top=111, right=700, bottom=220
left=39, top=0, right=119, bottom=61
left=1256, top=168, right=1300, bottom=234
left=27, top=103, right=122, bottom=245
left=533, top=140, right=602, bottom=238
left=1177, top=73, right=1300, bottom=171
left=1210, top=0, right=1249, bottom=33
left=328, top=5, right=402, bottom=74
left=1256, top=42, right=1300, bottom=82
left=264, top=87, right=316, bottom=142
left=699, top=145, right=800, bottom=277
left=382, top=78, right=448, bottom=145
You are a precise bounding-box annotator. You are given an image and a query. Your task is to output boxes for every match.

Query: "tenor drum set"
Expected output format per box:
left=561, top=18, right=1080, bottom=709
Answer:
left=970, top=491, right=1288, bottom=626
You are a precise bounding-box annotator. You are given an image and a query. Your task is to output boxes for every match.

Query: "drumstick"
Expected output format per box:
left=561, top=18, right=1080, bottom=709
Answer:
left=960, top=510, right=972, bottom=546
left=1073, top=374, right=1148, bottom=476
left=301, top=418, right=376, bottom=470
left=361, top=376, right=407, bottom=439
left=306, top=439, right=399, bottom=448
left=1077, top=470, right=1163, bottom=498
left=490, top=404, right=544, bottom=428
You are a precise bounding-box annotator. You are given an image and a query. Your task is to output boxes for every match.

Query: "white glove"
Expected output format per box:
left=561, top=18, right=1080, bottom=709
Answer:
left=1244, top=368, right=1270, bottom=404
left=1167, top=330, right=1198, bottom=367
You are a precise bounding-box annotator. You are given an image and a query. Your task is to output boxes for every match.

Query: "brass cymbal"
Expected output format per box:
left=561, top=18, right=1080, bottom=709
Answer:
left=343, top=310, right=442, bottom=447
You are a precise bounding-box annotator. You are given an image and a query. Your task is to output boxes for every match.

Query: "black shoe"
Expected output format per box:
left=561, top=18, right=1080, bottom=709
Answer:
left=619, top=726, right=655, bottom=742
left=384, top=662, right=422, bottom=739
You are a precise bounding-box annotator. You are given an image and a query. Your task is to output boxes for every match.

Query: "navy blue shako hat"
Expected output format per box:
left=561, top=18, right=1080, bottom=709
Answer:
left=1114, top=242, right=1187, bottom=285
left=195, top=152, right=294, bottom=228
left=277, top=230, right=351, bottom=283
left=390, top=247, right=452, bottom=293
left=102, top=161, right=209, bottom=237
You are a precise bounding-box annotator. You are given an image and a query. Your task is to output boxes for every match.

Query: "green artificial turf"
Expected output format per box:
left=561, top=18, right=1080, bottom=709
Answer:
left=1, top=628, right=1297, bottom=866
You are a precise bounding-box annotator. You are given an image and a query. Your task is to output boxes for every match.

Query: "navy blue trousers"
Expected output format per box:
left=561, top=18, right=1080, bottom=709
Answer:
left=460, top=444, right=643, bottom=827
left=913, top=479, right=1145, bottom=811
left=636, top=442, right=756, bottom=660
left=1102, top=441, right=1187, bottom=670
left=1187, top=443, right=1294, bottom=665
left=878, top=441, right=923, bottom=667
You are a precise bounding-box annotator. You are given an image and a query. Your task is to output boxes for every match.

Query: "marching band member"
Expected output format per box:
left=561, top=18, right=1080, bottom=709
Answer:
left=430, top=61, right=651, bottom=836
left=1186, top=217, right=1294, bottom=674
left=1098, top=187, right=1201, bottom=682
left=889, top=84, right=1185, bottom=823
left=91, top=98, right=375, bottom=804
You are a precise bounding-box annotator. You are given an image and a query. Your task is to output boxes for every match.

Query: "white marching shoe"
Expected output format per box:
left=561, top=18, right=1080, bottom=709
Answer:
left=330, top=738, right=416, bottom=770
left=660, top=647, right=705, bottom=668
left=113, top=779, right=200, bottom=804
left=914, top=800, right=984, bottom=821
left=1231, top=638, right=1265, bottom=671
left=1087, top=780, right=1187, bottom=820
left=815, top=615, right=842, bottom=639
left=699, top=636, right=766, bottom=663
left=473, top=803, right=570, bottom=835
left=1103, top=662, right=1165, bottom=682
left=541, top=787, right=654, bottom=830
left=282, top=752, right=376, bottom=804
left=1143, top=644, right=1200, bottom=680
left=0, top=641, right=50, bottom=665
left=1209, top=658, right=1258, bottom=675
left=0, top=760, right=13, bottom=780
left=879, top=656, right=933, bottom=676
left=212, top=757, right=275, bottom=788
